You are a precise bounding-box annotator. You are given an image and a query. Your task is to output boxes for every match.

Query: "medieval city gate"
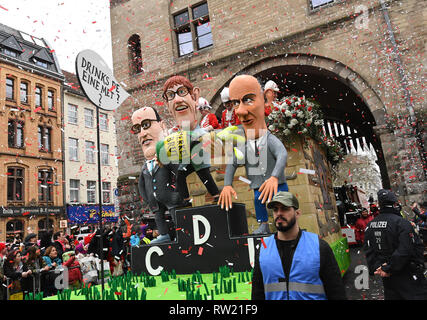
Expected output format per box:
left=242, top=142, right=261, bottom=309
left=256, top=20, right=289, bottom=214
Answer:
left=212, top=54, right=391, bottom=191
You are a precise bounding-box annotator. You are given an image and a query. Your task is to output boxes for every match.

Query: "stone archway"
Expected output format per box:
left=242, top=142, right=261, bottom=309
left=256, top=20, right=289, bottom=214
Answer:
left=210, top=53, right=391, bottom=190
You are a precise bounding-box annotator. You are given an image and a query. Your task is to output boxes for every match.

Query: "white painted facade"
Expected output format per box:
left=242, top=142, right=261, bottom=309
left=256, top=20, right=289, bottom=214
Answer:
left=63, top=80, right=119, bottom=208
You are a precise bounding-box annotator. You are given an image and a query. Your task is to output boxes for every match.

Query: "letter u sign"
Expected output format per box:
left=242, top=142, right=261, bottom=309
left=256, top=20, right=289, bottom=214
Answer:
left=193, top=215, right=211, bottom=245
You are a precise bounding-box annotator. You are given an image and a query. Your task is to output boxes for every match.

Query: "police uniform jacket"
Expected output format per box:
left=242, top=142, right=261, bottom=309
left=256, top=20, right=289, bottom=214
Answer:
left=364, top=206, right=425, bottom=275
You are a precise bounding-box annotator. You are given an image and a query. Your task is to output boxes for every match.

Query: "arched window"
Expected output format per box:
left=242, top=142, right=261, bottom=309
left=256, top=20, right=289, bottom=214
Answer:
left=7, top=167, right=25, bottom=202
left=38, top=218, right=54, bottom=233
left=6, top=219, right=24, bottom=242
left=38, top=218, right=54, bottom=241
left=128, top=34, right=143, bottom=74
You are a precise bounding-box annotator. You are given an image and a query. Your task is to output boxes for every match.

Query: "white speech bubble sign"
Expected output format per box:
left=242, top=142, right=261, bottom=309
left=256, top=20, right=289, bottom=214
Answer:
left=75, top=49, right=129, bottom=110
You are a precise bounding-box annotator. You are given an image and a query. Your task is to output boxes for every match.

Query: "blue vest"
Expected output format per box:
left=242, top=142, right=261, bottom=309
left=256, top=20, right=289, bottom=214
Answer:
left=259, top=231, right=327, bottom=300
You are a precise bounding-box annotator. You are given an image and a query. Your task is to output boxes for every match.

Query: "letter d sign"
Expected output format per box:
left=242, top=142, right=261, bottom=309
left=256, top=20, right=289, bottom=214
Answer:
left=193, top=215, right=211, bottom=245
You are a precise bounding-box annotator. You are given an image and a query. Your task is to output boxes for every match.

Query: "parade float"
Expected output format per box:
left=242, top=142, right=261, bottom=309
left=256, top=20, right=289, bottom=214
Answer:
left=129, top=95, right=350, bottom=280
left=38, top=55, right=350, bottom=300
left=38, top=95, right=350, bottom=301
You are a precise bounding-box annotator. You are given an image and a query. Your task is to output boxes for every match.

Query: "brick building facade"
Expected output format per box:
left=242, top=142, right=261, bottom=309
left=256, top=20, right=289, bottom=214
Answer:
left=110, top=0, right=426, bottom=219
left=0, top=23, right=65, bottom=242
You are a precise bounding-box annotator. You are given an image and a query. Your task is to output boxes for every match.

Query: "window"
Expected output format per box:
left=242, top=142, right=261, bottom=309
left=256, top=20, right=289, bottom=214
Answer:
left=47, top=90, right=54, bottom=111
left=87, top=181, right=96, bottom=204
left=38, top=126, right=51, bottom=152
left=115, top=146, right=119, bottom=166
left=84, top=108, right=94, bottom=128
left=38, top=218, right=54, bottom=234
left=3, top=48, right=18, bottom=57
left=70, top=179, right=80, bottom=203
left=6, top=77, right=14, bottom=100
left=7, top=167, right=24, bottom=202
left=102, top=182, right=111, bottom=204
left=173, top=2, right=213, bottom=57
left=38, top=169, right=53, bottom=202
left=128, top=34, right=143, bottom=74
left=310, top=0, right=335, bottom=9
left=8, top=119, right=24, bottom=148
left=69, top=138, right=79, bottom=161
left=192, top=3, right=213, bottom=50
left=20, top=82, right=28, bottom=104
left=100, top=112, right=108, bottom=131
left=101, top=144, right=109, bottom=165
left=34, top=59, right=48, bottom=68
left=68, top=104, right=78, bottom=124
left=174, top=11, right=193, bottom=56
left=35, top=86, right=42, bottom=107
left=85, top=140, right=95, bottom=163
left=6, top=220, right=23, bottom=242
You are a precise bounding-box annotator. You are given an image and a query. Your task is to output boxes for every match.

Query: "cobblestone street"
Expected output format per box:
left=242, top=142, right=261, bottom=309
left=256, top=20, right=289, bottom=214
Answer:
left=342, top=246, right=385, bottom=300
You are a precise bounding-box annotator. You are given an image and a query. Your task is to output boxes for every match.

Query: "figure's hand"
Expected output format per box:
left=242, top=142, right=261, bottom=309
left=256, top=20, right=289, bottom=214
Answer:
left=218, top=186, right=237, bottom=211
left=374, top=267, right=390, bottom=277
left=216, top=126, right=245, bottom=145
left=258, top=176, right=278, bottom=204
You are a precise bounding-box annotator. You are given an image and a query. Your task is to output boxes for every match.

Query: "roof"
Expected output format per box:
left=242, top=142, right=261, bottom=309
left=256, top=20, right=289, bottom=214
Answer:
left=62, top=70, right=85, bottom=96
left=0, top=22, right=63, bottom=78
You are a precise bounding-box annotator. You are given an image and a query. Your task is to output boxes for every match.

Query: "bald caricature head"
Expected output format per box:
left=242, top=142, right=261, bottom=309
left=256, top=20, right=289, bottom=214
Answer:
left=229, top=75, right=267, bottom=139
left=131, top=106, right=168, bottom=160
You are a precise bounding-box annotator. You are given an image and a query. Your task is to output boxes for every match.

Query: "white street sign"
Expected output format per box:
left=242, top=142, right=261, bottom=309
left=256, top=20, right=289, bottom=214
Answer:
left=75, top=49, right=129, bottom=110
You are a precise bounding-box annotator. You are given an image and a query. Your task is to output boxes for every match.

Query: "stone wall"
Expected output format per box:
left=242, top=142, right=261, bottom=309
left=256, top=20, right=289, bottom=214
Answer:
left=110, top=0, right=426, bottom=209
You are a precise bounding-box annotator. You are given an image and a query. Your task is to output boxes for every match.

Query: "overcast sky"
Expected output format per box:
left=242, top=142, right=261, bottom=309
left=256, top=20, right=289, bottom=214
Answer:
left=0, top=0, right=113, bottom=73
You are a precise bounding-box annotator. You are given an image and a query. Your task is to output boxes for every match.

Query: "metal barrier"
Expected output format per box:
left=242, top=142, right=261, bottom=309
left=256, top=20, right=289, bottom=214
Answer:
left=3, top=259, right=112, bottom=300
left=4, top=275, right=36, bottom=300
left=4, top=268, right=64, bottom=300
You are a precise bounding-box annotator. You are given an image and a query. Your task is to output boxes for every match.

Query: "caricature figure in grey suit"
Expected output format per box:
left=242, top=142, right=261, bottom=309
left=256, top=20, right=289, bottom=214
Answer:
left=218, top=75, right=288, bottom=234
left=132, top=106, right=184, bottom=244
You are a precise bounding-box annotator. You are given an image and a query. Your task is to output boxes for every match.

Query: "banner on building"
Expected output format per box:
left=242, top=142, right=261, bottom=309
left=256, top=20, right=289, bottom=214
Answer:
left=67, top=205, right=117, bottom=224
left=0, top=206, right=65, bottom=217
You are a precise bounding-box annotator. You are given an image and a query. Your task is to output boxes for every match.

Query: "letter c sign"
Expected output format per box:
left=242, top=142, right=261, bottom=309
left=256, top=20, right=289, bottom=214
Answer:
left=145, top=246, right=164, bottom=276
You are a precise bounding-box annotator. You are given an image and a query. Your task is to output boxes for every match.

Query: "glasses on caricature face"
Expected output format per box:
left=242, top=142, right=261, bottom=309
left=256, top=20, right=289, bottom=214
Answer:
left=131, top=119, right=160, bottom=134
left=162, top=86, right=190, bottom=101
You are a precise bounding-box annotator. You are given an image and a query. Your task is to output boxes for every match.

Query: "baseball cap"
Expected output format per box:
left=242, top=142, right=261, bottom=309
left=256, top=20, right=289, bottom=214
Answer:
left=220, top=87, right=230, bottom=103
left=197, top=97, right=211, bottom=110
left=267, top=191, right=299, bottom=209
left=377, top=189, right=398, bottom=206
left=264, top=80, right=280, bottom=92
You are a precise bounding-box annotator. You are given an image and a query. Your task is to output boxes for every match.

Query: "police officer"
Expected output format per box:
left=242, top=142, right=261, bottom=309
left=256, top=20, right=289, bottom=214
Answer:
left=364, top=189, right=427, bottom=300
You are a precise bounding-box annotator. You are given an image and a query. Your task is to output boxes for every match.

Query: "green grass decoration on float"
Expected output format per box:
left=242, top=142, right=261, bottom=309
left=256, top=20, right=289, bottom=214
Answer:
left=37, top=266, right=252, bottom=300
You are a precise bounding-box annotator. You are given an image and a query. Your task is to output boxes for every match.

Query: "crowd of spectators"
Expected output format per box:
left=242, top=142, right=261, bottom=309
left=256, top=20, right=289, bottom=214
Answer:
left=0, top=215, right=155, bottom=300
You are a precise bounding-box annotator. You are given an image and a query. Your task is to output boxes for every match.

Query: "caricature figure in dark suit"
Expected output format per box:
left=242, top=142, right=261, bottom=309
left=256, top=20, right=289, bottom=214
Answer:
left=131, top=106, right=184, bottom=244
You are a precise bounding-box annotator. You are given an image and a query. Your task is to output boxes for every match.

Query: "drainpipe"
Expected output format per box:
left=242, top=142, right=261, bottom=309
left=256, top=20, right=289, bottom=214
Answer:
left=61, top=84, right=67, bottom=228
left=379, top=0, right=427, bottom=180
